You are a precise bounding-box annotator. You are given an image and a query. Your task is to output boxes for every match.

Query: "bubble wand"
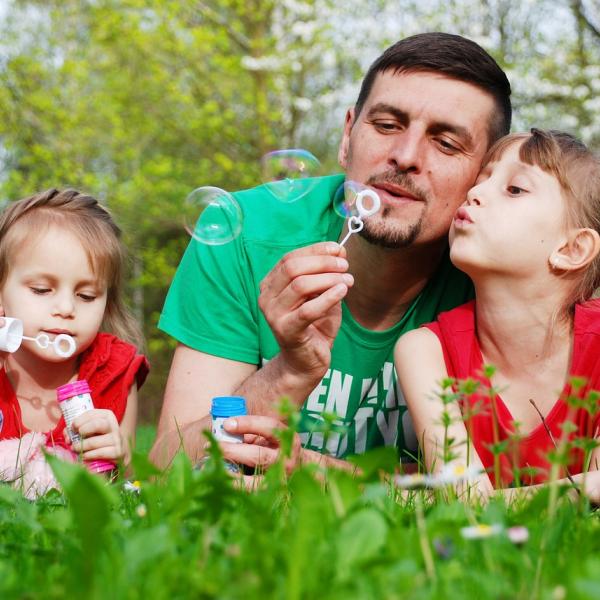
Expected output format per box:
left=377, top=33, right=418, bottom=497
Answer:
left=338, top=189, right=381, bottom=247
left=0, top=317, right=77, bottom=358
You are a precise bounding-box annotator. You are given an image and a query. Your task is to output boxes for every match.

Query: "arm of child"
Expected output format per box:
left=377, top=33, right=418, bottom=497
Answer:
left=394, top=327, right=495, bottom=498
left=68, top=384, right=138, bottom=467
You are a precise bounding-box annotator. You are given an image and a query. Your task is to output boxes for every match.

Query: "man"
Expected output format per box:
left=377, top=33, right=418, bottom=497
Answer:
left=150, top=32, right=512, bottom=469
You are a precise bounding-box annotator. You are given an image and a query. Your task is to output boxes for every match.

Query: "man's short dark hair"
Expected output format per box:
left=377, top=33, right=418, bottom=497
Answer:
left=354, top=32, right=512, bottom=145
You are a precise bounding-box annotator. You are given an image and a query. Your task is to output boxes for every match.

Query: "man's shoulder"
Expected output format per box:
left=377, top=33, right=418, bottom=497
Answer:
left=233, top=174, right=345, bottom=245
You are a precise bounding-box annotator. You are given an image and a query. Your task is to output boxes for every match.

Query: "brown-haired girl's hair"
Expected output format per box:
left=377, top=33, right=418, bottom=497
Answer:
left=483, top=128, right=600, bottom=314
left=0, top=188, right=144, bottom=349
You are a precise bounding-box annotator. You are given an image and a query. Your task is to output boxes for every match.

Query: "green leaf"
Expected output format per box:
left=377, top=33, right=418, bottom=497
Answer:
left=347, top=446, right=399, bottom=480
left=336, top=508, right=388, bottom=578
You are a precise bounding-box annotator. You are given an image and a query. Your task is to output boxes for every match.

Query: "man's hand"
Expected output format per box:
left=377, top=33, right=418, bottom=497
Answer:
left=220, top=415, right=302, bottom=474
left=219, top=415, right=356, bottom=480
left=258, top=242, right=353, bottom=395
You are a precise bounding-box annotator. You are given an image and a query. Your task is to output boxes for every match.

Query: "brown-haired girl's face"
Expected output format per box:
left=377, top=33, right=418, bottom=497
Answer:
left=448, top=141, right=568, bottom=279
left=0, top=224, right=107, bottom=363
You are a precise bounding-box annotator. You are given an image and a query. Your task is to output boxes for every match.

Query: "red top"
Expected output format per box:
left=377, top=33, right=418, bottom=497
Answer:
left=425, top=300, right=600, bottom=487
left=0, top=333, right=149, bottom=445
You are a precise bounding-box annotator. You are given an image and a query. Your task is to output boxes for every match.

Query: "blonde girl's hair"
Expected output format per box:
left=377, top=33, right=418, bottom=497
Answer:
left=483, top=128, right=600, bottom=314
left=0, top=188, right=143, bottom=350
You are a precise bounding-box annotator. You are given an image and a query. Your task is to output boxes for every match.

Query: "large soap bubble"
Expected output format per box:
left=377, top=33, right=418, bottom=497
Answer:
left=183, top=186, right=243, bottom=245
left=333, top=180, right=380, bottom=218
left=261, top=149, right=321, bottom=203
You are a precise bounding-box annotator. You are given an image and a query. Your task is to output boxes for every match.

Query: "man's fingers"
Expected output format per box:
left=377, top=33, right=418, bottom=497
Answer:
left=260, top=243, right=347, bottom=298
left=221, top=441, right=278, bottom=468
left=223, top=415, right=284, bottom=441
left=285, top=283, right=349, bottom=331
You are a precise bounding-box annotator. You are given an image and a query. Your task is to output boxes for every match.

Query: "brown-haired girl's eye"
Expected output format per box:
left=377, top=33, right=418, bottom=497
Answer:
left=507, top=185, right=526, bottom=195
left=78, top=293, right=96, bottom=302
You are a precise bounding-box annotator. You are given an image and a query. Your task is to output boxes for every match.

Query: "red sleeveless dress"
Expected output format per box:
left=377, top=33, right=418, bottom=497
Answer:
left=425, top=300, right=600, bottom=487
left=0, top=333, right=149, bottom=445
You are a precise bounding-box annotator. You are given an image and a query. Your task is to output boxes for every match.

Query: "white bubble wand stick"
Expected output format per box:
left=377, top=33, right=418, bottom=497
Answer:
left=0, top=317, right=77, bottom=358
left=338, top=189, right=381, bottom=247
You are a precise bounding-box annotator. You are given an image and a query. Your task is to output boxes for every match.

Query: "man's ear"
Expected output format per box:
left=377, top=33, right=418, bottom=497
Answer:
left=549, top=228, right=600, bottom=272
left=337, top=107, right=355, bottom=169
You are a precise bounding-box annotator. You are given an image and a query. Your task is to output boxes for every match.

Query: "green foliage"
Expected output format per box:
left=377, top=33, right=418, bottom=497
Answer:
left=0, top=443, right=599, bottom=599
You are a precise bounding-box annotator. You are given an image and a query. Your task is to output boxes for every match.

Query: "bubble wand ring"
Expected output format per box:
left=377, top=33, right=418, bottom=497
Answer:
left=22, top=332, right=77, bottom=358
left=339, top=189, right=381, bottom=247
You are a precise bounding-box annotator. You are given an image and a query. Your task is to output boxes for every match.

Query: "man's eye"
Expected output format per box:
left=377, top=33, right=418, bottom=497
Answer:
left=374, top=121, right=400, bottom=132
left=437, top=138, right=459, bottom=153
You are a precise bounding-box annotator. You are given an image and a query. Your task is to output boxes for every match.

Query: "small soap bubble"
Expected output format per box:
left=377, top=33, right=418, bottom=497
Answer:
left=183, top=186, right=243, bottom=245
left=333, top=180, right=379, bottom=218
left=261, top=149, right=321, bottom=203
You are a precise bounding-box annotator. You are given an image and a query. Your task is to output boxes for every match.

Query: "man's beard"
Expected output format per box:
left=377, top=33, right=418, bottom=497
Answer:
left=359, top=207, right=423, bottom=249
left=357, top=170, right=428, bottom=249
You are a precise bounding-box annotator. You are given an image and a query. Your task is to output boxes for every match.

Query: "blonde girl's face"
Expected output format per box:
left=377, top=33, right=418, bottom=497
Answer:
left=0, top=224, right=107, bottom=362
left=449, top=141, right=568, bottom=278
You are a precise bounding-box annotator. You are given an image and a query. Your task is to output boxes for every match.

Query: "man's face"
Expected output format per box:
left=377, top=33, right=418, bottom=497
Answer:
left=338, top=70, right=497, bottom=249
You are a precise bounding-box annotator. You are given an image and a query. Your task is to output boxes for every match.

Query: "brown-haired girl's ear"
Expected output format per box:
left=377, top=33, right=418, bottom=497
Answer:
left=550, top=228, right=600, bottom=272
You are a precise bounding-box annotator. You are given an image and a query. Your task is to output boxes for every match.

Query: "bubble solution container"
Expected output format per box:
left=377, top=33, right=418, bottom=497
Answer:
left=56, top=380, right=116, bottom=474
left=209, top=396, right=247, bottom=473
left=211, top=396, right=247, bottom=442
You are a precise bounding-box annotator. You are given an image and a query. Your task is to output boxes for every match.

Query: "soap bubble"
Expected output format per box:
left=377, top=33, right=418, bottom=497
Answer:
left=261, top=149, right=321, bottom=203
left=333, top=180, right=380, bottom=218
left=183, top=186, right=243, bottom=245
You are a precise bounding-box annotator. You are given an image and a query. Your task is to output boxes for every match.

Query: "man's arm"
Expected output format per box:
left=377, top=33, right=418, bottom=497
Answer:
left=152, top=242, right=353, bottom=467
left=150, top=345, right=256, bottom=467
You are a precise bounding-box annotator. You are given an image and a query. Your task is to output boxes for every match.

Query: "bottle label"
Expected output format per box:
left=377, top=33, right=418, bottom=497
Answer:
left=60, top=393, right=93, bottom=442
left=212, top=416, right=243, bottom=444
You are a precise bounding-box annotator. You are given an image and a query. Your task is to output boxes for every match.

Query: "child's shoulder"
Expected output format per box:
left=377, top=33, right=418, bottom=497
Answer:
left=80, top=333, right=149, bottom=389
left=575, top=299, right=600, bottom=335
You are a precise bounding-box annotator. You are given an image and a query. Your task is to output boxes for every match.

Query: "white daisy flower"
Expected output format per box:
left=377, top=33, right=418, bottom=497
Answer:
left=460, top=524, right=503, bottom=539
left=123, top=480, right=142, bottom=493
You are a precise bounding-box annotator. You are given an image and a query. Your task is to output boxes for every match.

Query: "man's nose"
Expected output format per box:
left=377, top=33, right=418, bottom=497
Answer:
left=388, top=128, right=423, bottom=174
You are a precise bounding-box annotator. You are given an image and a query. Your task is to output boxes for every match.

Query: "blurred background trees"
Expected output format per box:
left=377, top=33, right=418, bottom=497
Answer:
left=1, top=0, right=599, bottom=420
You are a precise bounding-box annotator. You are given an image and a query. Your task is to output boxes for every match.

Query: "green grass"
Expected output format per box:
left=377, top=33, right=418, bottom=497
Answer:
left=135, top=424, right=156, bottom=456
left=1, top=440, right=600, bottom=599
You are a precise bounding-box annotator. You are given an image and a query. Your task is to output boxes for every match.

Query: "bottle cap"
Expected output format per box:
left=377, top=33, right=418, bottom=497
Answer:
left=210, top=396, right=247, bottom=418
left=56, top=380, right=91, bottom=402
left=0, top=317, right=24, bottom=353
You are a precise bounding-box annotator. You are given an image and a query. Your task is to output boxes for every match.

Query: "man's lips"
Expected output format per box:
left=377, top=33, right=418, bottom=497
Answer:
left=453, top=207, right=474, bottom=226
left=372, top=183, right=421, bottom=203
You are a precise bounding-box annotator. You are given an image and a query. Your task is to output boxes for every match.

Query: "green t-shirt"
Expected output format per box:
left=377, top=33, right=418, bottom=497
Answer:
left=159, top=174, right=473, bottom=461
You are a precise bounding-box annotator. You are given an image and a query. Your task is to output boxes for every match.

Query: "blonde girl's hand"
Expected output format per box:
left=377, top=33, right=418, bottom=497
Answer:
left=66, top=409, right=129, bottom=465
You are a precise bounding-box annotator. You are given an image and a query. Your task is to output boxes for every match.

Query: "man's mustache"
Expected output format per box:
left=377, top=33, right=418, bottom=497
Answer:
left=366, top=171, right=428, bottom=204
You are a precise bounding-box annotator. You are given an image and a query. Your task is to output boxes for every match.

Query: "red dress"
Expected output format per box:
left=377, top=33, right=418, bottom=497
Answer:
left=425, top=300, right=600, bottom=487
left=0, top=333, right=149, bottom=445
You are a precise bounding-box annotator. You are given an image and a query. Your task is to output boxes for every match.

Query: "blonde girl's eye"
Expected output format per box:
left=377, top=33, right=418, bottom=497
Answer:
left=30, top=287, right=51, bottom=295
